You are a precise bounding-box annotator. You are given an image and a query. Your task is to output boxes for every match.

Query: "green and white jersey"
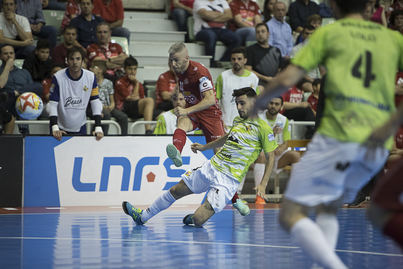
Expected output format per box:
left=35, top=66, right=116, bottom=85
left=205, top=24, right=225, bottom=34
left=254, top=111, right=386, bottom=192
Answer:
left=210, top=116, right=278, bottom=182
left=258, top=112, right=290, bottom=145
left=292, top=18, right=403, bottom=148
left=216, top=69, right=259, bottom=127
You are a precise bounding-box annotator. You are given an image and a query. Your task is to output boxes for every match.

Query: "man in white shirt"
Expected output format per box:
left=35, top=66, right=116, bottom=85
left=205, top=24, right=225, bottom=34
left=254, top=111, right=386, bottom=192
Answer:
left=215, top=47, right=259, bottom=131
left=0, top=0, right=34, bottom=59
left=193, top=0, right=241, bottom=66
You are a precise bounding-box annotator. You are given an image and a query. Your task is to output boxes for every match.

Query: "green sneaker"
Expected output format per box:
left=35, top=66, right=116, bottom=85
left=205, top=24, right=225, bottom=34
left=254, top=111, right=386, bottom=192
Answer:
left=166, top=144, right=183, bottom=167
left=122, top=201, right=145, bottom=225
left=233, top=199, right=250, bottom=216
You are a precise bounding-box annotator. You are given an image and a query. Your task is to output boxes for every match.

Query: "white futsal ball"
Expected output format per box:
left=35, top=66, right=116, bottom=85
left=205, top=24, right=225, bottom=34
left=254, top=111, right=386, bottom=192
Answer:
left=15, top=92, right=44, bottom=120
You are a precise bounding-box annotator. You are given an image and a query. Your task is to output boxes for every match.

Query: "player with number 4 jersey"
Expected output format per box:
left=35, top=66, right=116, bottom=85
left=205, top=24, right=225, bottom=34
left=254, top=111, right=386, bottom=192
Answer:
left=253, top=0, right=403, bottom=268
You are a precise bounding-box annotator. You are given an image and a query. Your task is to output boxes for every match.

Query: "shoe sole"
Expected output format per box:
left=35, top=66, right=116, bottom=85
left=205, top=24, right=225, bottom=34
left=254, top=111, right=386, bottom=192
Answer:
left=122, top=201, right=130, bottom=215
left=166, top=144, right=182, bottom=167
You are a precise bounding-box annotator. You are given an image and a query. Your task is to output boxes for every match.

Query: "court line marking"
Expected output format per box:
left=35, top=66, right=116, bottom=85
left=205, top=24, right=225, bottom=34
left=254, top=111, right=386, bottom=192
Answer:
left=0, top=236, right=402, bottom=257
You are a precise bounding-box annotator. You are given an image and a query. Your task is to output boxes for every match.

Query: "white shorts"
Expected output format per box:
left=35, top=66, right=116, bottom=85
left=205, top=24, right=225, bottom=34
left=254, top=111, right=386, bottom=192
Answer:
left=182, top=161, right=239, bottom=213
left=284, top=134, right=389, bottom=207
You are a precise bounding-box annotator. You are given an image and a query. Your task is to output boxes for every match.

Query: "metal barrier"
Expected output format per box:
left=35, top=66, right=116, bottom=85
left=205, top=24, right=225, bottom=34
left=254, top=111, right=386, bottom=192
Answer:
left=289, top=120, right=315, bottom=139
left=14, top=120, right=121, bottom=135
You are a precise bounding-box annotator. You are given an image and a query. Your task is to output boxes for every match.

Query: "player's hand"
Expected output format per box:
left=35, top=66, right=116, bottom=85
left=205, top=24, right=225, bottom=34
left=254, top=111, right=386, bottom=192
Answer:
left=5, top=58, right=14, bottom=72
left=53, top=130, right=67, bottom=141
left=191, top=143, right=204, bottom=153
left=93, top=128, right=104, bottom=141
left=273, top=126, right=282, bottom=136
left=174, top=106, right=188, bottom=117
left=22, top=38, right=34, bottom=46
left=256, top=183, right=266, bottom=197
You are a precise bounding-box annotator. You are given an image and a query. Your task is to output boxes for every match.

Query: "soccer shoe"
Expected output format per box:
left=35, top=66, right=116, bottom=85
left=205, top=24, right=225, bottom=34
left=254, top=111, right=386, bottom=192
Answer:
left=183, top=214, right=195, bottom=225
left=166, top=144, right=183, bottom=167
left=233, top=199, right=250, bottom=216
left=255, top=195, right=266, bottom=205
left=122, top=201, right=145, bottom=225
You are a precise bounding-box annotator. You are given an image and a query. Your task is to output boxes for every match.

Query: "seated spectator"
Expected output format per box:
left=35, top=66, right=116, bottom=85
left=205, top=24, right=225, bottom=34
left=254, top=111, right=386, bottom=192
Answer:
left=0, top=45, right=43, bottom=133
left=245, top=23, right=283, bottom=86
left=22, top=39, right=53, bottom=83
left=228, top=0, right=262, bottom=46
left=87, top=22, right=128, bottom=82
left=281, top=80, right=315, bottom=124
left=263, top=0, right=276, bottom=22
left=0, top=0, right=35, bottom=59
left=155, top=62, right=177, bottom=116
left=70, top=0, right=104, bottom=49
left=88, top=62, right=128, bottom=135
left=52, top=26, right=85, bottom=67
left=293, top=23, right=315, bottom=47
left=266, top=1, right=293, bottom=57
left=42, top=0, right=66, bottom=10
left=114, top=56, right=155, bottom=135
left=15, top=0, right=57, bottom=48
left=171, top=0, right=194, bottom=41
left=295, top=14, right=321, bottom=45
left=307, top=78, right=320, bottom=117
left=392, top=0, right=403, bottom=10
left=60, top=0, right=80, bottom=31
left=193, top=0, right=241, bottom=66
left=154, top=91, right=202, bottom=135
left=288, top=0, right=319, bottom=33
left=92, top=0, right=130, bottom=43
left=369, top=0, right=388, bottom=26
left=389, top=9, right=403, bottom=33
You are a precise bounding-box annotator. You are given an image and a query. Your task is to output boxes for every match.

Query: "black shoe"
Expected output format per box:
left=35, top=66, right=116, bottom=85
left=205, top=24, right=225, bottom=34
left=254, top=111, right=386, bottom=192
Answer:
left=183, top=214, right=194, bottom=225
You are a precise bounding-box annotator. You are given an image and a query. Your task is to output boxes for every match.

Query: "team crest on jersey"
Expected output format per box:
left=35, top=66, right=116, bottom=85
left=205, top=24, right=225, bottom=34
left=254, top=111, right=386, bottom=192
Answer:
left=184, top=170, right=192, bottom=177
left=245, top=125, right=251, bottom=132
left=83, top=85, right=89, bottom=92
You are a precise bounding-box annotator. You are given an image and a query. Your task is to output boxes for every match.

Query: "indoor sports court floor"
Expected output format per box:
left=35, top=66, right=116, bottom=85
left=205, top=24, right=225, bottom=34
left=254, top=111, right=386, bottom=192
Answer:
left=0, top=205, right=402, bottom=269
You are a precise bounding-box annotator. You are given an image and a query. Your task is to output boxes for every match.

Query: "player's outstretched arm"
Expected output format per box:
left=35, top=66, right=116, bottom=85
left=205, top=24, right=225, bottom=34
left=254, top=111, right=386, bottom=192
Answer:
left=191, top=134, right=229, bottom=153
left=256, top=151, right=275, bottom=197
left=253, top=65, right=305, bottom=114
left=366, top=103, right=403, bottom=149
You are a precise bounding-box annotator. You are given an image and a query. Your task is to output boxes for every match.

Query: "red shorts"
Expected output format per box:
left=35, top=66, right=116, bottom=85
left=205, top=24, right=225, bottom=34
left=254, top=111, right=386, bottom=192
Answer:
left=372, top=157, right=403, bottom=211
left=190, top=109, right=224, bottom=143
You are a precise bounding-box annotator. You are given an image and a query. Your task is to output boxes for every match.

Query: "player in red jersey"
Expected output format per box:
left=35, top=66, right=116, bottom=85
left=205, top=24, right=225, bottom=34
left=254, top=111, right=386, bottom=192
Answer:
left=165, top=42, right=225, bottom=167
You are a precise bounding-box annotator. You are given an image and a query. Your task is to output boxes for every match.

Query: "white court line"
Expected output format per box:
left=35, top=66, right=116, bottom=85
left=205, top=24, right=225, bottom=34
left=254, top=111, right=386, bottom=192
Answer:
left=0, top=236, right=402, bottom=258
left=2, top=208, right=18, bottom=210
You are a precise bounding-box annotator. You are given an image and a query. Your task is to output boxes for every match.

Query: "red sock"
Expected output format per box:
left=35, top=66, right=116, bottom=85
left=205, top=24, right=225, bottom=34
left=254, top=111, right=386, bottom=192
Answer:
left=232, top=193, right=239, bottom=204
left=173, top=129, right=187, bottom=153
left=383, top=212, right=403, bottom=249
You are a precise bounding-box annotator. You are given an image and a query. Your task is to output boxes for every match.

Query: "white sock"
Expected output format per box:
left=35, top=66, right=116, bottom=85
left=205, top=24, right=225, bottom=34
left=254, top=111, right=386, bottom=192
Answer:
left=316, top=213, right=339, bottom=250
left=291, top=218, right=347, bottom=269
left=141, top=191, right=176, bottom=222
left=253, top=163, right=265, bottom=188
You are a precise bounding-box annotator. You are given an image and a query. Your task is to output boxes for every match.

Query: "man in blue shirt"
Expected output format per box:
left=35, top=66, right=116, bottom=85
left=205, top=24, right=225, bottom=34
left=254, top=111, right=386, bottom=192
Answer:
left=70, top=0, right=104, bottom=49
left=266, top=1, right=293, bottom=57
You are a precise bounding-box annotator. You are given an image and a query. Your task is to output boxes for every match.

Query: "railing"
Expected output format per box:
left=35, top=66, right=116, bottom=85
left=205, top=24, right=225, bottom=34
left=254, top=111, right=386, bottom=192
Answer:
left=14, top=120, right=121, bottom=135
left=128, top=121, right=157, bottom=134
left=288, top=120, right=315, bottom=139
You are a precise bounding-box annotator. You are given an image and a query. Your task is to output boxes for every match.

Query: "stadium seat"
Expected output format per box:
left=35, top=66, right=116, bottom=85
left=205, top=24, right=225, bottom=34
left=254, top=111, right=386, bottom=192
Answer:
left=111, top=36, right=130, bottom=55
left=43, top=10, right=64, bottom=32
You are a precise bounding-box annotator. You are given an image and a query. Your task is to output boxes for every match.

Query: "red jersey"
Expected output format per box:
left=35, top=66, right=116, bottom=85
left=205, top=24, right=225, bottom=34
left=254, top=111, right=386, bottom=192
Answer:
left=61, top=0, right=81, bottom=30
left=114, top=75, right=145, bottom=110
left=93, top=0, right=124, bottom=23
left=228, top=0, right=261, bottom=30
left=156, top=70, right=177, bottom=106
left=307, top=94, right=318, bottom=113
left=87, top=42, right=124, bottom=75
left=282, top=86, right=304, bottom=103
left=177, top=60, right=220, bottom=112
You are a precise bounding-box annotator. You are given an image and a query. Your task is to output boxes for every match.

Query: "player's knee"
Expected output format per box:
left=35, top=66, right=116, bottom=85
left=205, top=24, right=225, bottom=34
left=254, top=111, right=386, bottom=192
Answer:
left=278, top=208, right=294, bottom=231
left=290, top=151, right=300, bottom=163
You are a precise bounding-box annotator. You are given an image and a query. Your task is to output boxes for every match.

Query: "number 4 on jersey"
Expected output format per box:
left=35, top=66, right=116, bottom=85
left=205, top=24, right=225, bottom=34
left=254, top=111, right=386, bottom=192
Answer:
left=351, top=51, right=376, bottom=88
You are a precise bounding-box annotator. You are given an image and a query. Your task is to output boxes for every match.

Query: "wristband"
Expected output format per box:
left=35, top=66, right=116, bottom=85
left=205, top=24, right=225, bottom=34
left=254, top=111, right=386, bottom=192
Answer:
left=95, top=126, right=103, bottom=134
left=52, top=125, right=59, bottom=132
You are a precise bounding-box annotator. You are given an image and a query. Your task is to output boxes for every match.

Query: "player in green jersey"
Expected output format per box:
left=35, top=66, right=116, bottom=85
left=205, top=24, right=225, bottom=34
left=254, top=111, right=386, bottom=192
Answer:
left=122, top=87, right=277, bottom=227
left=252, top=0, right=403, bottom=268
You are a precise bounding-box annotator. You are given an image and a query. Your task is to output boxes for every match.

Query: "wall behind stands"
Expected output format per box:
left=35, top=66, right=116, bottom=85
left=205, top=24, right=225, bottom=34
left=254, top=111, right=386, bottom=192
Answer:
left=24, top=136, right=213, bottom=207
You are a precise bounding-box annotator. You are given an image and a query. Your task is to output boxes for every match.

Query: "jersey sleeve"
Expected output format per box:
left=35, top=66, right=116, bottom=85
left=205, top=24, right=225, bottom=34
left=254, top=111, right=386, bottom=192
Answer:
left=291, top=26, right=327, bottom=72
left=283, top=118, right=291, bottom=142
left=215, top=74, right=223, bottom=99
left=258, top=120, right=278, bottom=153
left=49, top=76, right=60, bottom=102
left=90, top=74, right=100, bottom=100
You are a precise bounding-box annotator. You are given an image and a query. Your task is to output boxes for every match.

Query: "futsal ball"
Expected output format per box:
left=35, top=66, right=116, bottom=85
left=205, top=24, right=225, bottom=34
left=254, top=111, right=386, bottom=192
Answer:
left=15, top=92, right=44, bottom=120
